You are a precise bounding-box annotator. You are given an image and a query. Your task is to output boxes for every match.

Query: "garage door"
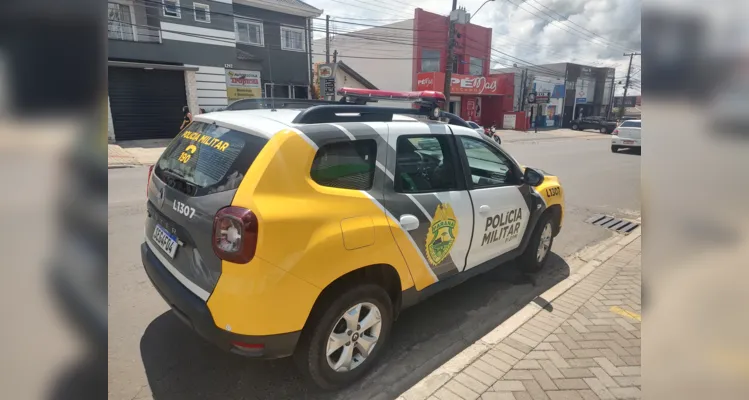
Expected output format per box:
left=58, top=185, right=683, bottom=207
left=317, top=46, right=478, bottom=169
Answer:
left=108, top=67, right=188, bottom=141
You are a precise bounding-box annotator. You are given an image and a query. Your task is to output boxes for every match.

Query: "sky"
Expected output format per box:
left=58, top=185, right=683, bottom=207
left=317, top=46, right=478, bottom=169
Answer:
left=305, top=0, right=642, bottom=95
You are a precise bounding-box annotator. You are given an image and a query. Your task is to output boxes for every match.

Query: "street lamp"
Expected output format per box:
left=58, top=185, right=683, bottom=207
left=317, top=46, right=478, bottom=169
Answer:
left=470, top=0, right=495, bottom=22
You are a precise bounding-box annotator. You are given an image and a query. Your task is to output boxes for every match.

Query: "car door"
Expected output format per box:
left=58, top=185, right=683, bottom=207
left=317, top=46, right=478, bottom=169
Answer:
left=382, top=122, right=474, bottom=282
left=453, top=132, right=539, bottom=270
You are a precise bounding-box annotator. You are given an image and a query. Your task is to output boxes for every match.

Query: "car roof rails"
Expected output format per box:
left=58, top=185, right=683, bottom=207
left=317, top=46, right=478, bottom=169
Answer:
left=292, top=88, right=470, bottom=128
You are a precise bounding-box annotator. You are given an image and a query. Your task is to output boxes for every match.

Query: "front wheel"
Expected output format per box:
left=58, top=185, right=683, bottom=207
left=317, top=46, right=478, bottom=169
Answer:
left=600, top=127, right=607, bottom=133
left=493, top=135, right=502, bottom=145
left=294, top=284, right=393, bottom=390
left=518, top=212, right=555, bottom=273
left=611, top=145, right=621, bottom=153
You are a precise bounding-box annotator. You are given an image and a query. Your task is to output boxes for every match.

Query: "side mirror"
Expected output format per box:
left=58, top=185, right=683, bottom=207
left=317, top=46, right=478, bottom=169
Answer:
left=523, top=167, right=545, bottom=187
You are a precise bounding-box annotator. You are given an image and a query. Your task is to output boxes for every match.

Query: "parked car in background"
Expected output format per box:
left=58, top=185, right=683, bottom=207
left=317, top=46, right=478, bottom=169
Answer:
left=570, top=116, right=618, bottom=133
left=611, top=119, right=641, bottom=153
left=467, top=121, right=484, bottom=136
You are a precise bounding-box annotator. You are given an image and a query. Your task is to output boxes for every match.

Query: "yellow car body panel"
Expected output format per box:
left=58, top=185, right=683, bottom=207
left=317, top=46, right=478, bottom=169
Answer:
left=207, top=129, right=420, bottom=336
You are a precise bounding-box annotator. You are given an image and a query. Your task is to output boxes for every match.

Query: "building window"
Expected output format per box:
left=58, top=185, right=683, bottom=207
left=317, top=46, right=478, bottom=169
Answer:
left=293, top=86, right=309, bottom=99
left=108, top=2, right=135, bottom=41
left=193, top=3, right=210, bottom=23
left=469, top=57, right=484, bottom=76
left=264, top=83, right=291, bottom=98
left=162, top=0, right=181, bottom=18
left=280, top=26, right=306, bottom=52
left=421, top=49, right=440, bottom=72
left=235, top=19, right=263, bottom=46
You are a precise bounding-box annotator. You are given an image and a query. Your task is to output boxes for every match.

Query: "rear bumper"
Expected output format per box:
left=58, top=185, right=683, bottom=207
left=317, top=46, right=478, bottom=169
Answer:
left=141, top=243, right=301, bottom=359
left=611, top=136, right=641, bottom=147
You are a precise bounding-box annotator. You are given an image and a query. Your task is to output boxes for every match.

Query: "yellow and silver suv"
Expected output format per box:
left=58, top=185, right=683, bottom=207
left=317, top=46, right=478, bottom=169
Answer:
left=142, top=94, right=564, bottom=388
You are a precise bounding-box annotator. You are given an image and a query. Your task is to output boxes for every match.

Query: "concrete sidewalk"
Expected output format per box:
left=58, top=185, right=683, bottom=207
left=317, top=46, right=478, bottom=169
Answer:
left=108, top=139, right=171, bottom=169
left=500, top=129, right=611, bottom=144
left=399, top=229, right=641, bottom=400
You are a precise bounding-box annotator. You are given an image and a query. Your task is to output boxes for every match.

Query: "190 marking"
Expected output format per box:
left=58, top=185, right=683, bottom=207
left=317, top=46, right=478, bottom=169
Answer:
left=173, top=200, right=196, bottom=218
left=546, top=187, right=561, bottom=197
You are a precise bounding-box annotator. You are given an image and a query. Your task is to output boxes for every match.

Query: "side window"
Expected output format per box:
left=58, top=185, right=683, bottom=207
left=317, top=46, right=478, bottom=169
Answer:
left=310, top=140, right=376, bottom=190
left=395, top=135, right=459, bottom=193
left=458, top=136, right=518, bottom=188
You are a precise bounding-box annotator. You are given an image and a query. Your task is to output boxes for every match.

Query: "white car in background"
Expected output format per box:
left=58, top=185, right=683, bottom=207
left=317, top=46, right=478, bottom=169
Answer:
left=611, top=119, right=641, bottom=153
left=467, top=121, right=485, bottom=136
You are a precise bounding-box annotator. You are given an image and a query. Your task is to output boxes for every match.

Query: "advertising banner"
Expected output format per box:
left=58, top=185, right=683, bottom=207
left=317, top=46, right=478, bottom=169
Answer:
left=226, top=70, right=262, bottom=100
left=416, top=72, right=511, bottom=95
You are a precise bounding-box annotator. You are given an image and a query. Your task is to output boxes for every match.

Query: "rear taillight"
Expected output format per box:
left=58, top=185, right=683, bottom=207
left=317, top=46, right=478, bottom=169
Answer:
left=212, top=207, right=258, bottom=264
left=614, top=129, right=619, bottom=134
left=147, top=164, right=154, bottom=196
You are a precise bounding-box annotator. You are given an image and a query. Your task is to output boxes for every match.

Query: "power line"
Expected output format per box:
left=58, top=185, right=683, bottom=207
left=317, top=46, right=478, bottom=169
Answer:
left=500, top=0, right=639, bottom=53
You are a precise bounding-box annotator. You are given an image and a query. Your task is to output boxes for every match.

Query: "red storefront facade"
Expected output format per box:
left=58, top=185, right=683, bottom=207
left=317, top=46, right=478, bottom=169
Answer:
left=411, top=8, right=515, bottom=127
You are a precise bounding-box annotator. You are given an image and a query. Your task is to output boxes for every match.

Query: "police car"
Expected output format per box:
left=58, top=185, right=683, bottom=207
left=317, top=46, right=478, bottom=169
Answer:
left=142, top=88, right=565, bottom=389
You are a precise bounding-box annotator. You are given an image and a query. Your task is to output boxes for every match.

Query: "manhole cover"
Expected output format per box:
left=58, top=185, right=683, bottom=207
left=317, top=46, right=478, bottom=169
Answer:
left=585, top=214, right=640, bottom=234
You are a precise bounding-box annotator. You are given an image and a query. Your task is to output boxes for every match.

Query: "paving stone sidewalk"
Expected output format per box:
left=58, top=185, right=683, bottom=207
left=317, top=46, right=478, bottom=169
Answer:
left=403, top=235, right=642, bottom=400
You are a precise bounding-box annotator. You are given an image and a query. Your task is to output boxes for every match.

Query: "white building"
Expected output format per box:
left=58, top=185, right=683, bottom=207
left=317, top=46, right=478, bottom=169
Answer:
left=312, top=19, right=414, bottom=95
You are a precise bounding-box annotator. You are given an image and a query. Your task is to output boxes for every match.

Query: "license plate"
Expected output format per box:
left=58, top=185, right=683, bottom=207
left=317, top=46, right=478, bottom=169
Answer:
left=623, top=140, right=635, bottom=144
left=152, top=224, right=178, bottom=258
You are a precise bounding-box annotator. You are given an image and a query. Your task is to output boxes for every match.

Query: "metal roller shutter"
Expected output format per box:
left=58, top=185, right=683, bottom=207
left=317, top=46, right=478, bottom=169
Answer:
left=108, top=67, right=187, bottom=141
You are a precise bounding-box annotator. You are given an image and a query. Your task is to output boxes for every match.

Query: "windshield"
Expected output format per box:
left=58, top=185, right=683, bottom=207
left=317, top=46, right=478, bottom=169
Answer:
left=620, top=121, right=641, bottom=128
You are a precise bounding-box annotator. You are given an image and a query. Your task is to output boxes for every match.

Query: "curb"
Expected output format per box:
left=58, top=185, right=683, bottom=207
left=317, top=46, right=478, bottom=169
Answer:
left=108, top=164, right=138, bottom=169
left=397, top=228, right=642, bottom=400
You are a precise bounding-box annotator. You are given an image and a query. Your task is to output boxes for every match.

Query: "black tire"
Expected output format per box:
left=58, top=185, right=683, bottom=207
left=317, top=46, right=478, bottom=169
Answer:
left=518, top=212, right=555, bottom=273
left=600, top=127, right=607, bottom=133
left=572, top=124, right=579, bottom=130
left=493, top=135, right=501, bottom=145
left=611, top=145, right=620, bottom=153
left=294, top=284, right=393, bottom=390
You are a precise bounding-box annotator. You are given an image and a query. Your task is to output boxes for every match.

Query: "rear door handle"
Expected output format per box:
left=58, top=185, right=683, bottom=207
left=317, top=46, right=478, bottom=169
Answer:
left=479, top=205, right=491, bottom=214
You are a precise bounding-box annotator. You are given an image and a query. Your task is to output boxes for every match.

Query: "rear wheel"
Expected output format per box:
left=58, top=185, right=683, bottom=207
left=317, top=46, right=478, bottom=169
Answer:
left=294, top=284, right=393, bottom=390
left=518, top=212, right=555, bottom=273
left=572, top=124, right=579, bottom=130
left=600, top=127, right=607, bottom=133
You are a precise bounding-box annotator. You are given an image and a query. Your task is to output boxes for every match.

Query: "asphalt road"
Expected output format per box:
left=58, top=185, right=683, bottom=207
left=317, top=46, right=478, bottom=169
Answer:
left=108, top=133, right=640, bottom=400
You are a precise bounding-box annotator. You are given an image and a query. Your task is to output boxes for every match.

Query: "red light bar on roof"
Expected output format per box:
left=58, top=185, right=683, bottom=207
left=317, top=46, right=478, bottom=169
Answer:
left=337, top=87, right=446, bottom=104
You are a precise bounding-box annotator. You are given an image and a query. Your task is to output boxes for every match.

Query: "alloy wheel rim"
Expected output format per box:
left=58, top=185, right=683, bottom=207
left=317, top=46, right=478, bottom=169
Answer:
left=326, top=302, right=382, bottom=373
left=536, top=223, right=553, bottom=262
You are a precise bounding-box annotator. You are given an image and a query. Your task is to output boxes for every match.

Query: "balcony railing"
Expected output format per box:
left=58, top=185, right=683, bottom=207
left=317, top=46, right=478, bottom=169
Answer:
left=108, top=21, right=162, bottom=43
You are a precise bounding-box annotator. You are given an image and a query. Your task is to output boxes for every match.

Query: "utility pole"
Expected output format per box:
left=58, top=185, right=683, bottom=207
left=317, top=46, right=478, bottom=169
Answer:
left=333, top=50, right=338, bottom=63
left=443, top=0, right=459, bottom=108
left=325, top=15, right=330, bottom=64
left=619, top=52, right=641, bottom=119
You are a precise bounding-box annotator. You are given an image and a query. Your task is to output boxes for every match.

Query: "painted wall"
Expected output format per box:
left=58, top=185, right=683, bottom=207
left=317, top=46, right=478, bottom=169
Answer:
left=412, top=8, right=492, bottom=89
left=312, top=20, right=414, bottom=93
left=233, top=3, right=312, bottom=86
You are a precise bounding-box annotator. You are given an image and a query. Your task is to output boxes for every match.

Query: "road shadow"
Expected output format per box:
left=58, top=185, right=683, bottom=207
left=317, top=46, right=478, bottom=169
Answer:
left=140, top=254, right=570, bottom=400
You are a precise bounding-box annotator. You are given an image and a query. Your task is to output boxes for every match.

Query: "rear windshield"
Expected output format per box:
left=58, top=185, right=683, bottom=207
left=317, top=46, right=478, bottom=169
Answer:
left=154, top=121, right=267, bottom=196
left=620, top=121, right=641, bottom=128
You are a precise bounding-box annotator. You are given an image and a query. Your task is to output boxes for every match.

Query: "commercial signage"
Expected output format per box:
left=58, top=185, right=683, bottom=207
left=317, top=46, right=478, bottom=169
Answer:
left=535, top=91, right=550, bottom=103
left=415, top=72, right=510, bottom=95
left=226, top=69, right=262, bottom=100
left=575, top=97, right=587, bottom=104
left=318, top=63, right=337, bottom=97
left=614, top=96, right=638, bottom=107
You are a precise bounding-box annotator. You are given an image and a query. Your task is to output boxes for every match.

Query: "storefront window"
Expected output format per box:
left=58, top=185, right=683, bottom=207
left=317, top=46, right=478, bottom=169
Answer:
left=469, top=57, right=484, bottom=76
left=421, top=49, right=441, bottom=72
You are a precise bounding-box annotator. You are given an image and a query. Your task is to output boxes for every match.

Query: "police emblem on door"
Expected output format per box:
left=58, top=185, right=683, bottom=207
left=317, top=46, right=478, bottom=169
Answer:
left=426, top=204, right=459, bottom=266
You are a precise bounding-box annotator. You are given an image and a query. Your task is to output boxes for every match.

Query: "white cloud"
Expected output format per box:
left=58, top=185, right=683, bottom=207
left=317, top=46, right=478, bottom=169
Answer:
left=306, top=0, right=641, bottom=94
